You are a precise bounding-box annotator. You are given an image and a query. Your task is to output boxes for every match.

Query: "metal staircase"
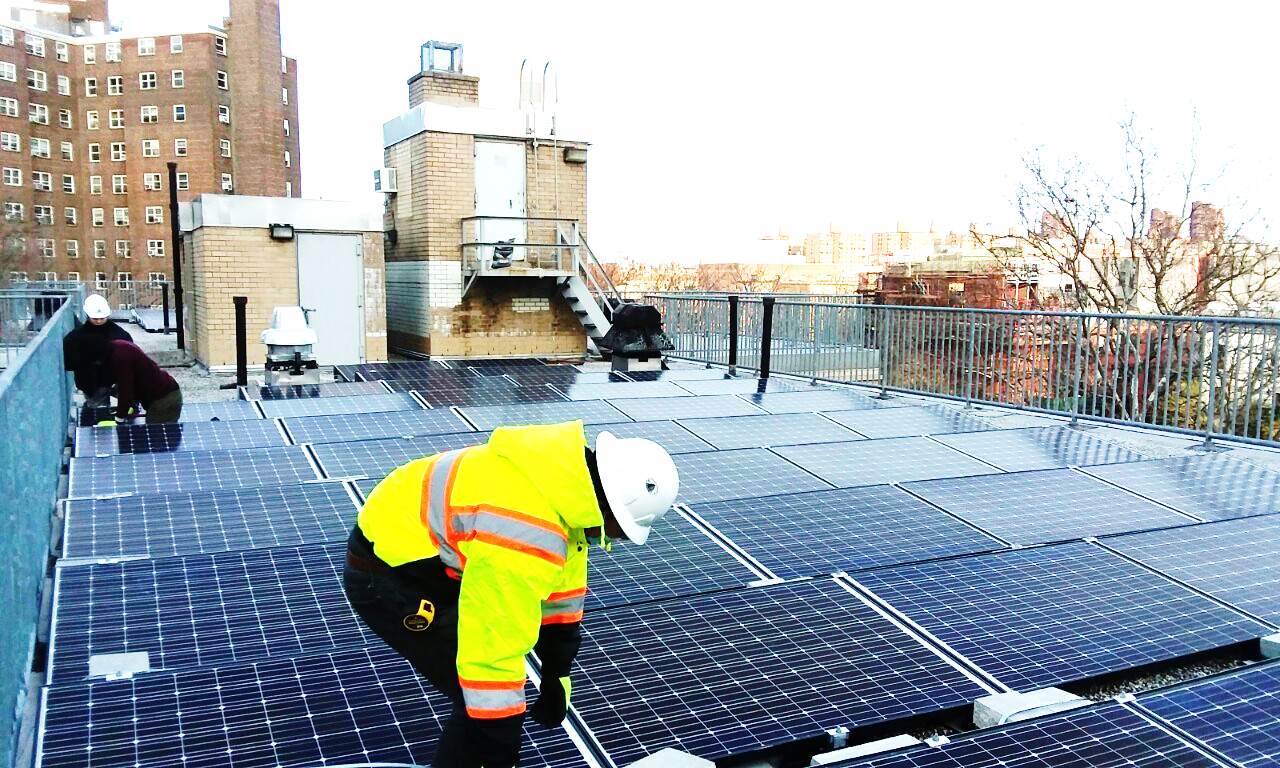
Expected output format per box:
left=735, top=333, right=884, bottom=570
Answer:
left=558, top=233, right=627, bottom=354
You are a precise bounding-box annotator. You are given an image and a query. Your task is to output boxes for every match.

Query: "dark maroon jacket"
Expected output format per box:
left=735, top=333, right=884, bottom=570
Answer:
left=104, top=340, right=179, bottom=420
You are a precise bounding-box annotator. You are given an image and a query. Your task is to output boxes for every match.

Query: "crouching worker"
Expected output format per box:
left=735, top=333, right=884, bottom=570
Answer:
left=344, top=420, right=679, bottom=768
left=63, top=335, right=182, bottom=424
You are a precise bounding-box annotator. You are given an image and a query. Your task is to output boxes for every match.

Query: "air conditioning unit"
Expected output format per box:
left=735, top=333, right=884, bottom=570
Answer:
left=374, top=168, right=398, bottom=194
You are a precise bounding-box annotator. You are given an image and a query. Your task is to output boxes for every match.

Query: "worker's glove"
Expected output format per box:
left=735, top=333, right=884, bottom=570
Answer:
left=464, top=713, right=522, bottom=768
left=95, top=419, right=118, bottom=428
left=528, top=675, right=571, bottom=729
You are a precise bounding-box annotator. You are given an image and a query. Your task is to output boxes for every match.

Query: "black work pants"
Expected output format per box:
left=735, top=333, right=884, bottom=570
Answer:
left=342, top=526, right=476, bottom=768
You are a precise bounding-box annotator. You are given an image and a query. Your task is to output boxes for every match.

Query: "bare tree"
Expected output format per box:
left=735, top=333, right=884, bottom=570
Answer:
left=0, top=202, right=37, bottom=284
left=647, top=261, right=695, bottom=292
left=985, top=112, right=1280, bottom=316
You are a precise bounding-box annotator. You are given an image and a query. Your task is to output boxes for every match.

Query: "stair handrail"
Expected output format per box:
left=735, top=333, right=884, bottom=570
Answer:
left=575, top=232, right=627, bottom=314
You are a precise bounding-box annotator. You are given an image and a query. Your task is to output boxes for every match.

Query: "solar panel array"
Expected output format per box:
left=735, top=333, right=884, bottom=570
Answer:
left=45, top=359, right=1280, bottom=768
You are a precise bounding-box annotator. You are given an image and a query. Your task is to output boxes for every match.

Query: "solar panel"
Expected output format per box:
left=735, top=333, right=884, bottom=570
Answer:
left=256, top=392, right=424, bottom=419
left=49, top=542, right=364, bottom=684
left=739, top=389, right=883, bottom=414
left=281, top=408, right=476, bottom=446
left=773, top=437, right=1002, bottom=487
left=61, top=482, right=358, bottom=560
left=584, top=421, right=714, bottom=454
left=239, top=380, right=391, bottom=400
left=1138, top=661, right=1280, bottom=768
left=622, top=368, right=742, bottom=382
left=1082, top=453, right=1280, bottom=521
left=672, top=448, right=834, bottom=504
left=571, top=577, right=991, bottom=765
left=676, top=413, right=861, bottom=450
left=339, top=360, right=446, bottom=381
left=823, top=405, right=998, bottom=439
left=466, top=365, right=620, bottom=385
left=1222, top=443, right=1280, bottom=474
left=585, top=511, right=763, bottom=610
left=131, top=307, right=175, bottom=333
left=1102, top=515, right=1280, bottom=625
left=850, top=541, right=1269, bottom=692
left=37, top=646, right=587, bottom=768
left=310, top=432, right=487, bottom=481
left=179, top=400, right=264, bottom=422
left=412, top=382, right=570, bottom=406
left=825, top=702, right=1221, bottom=768
left=73, top=419, right=288, bottom=457
left=932, top=427, right=1151, bottom=472
left=67, top=446, right=321, bottom=498
left=901, top=469, right=1196, bottom=546
left=457, top=399, right=632, bottom=431
left=556, top=381, right=696, bottom=401
left=608, top=394, right=768, bottom=422
left=688, top=486, right=1005, bottom=581
left=668, top=377, right=813, bottom=396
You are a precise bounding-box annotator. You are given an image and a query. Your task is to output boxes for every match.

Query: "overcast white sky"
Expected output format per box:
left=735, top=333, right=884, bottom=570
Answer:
left=107, top=0, right=1280, bottom=263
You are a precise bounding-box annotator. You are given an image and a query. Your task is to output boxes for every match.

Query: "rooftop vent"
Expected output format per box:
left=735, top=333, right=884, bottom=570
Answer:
left=421, top=41, right=463, bottom=74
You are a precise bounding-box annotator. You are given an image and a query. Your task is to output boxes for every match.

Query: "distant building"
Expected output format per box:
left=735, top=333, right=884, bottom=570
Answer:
left=871, top=221, right=940, bottom=255
left=1190, top=201, right=1224, bottom=243
left=803, top=223, right=869, bottom=264
left=0, top=0, right=301, bottom=289
left=1148, top=208, right=1181, bottom=240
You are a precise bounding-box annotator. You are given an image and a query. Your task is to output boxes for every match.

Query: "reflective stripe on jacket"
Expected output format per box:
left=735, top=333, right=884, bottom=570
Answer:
left=356, top=420, right=602, bottom=719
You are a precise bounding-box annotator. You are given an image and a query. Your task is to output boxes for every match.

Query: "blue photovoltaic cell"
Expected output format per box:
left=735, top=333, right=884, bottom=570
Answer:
left=829, top=702, right=1220, bottom=768
left=851, top=542, right=1269, bottom=692
left=572, top=577, right=990, bottom=765
left=1139, top=661, right=1280, bottom=768
left=49, top=542, right=365, bottom=684
left=73, top=419, right=288, bottom=457
left=257, top=392, right=423, bottom=419
left=239, top=380, right=391, bottom=400
left=932, top=427, right=1151, bottom=471
left=672, top=448, right=833, bottom=504
left=1083, top=453, right=1280, bottom=521
left=739, top=389, right=883, bottom=414
left=668, top=378, right=812, bottom=396
left=310, top=432, right=487, bottom=481
left=688, top=486, right=1005, bottom=581
left=608, top=394, right=768, bottom=422
left=901, top=469, right=1195, bottom=546
left=457, top=399, right=632, bottom=431
left=585, top=512, right=761, bottom=610
left=675, top=413, right=861, bottom=450
left=179, top=400, right=264, bottom=422
left=413, top=382, right=569, bottom=407
left=67, top=446, right=320, bottom=498
left=340, top=360, right=446, bottom=381
left=280, top=409, right=476, bottom=445
left=622, top=368, right=742, bottom=382
left=823, top=405, right=998, bottom=439
left=583, top=421, right=714, bottom=455
left=373, top=372, right=513, bottom=394
left=557, top=380, right=696, bottom=401
left=773, top=437, right=1001, bottom=487
left=1103, top=515, right=1280, bottom=625
left=467, top=365, right=620, bottom=385
left=61, top=482, right=358, bottom=560
left=37, top=646, right=587, bottom=768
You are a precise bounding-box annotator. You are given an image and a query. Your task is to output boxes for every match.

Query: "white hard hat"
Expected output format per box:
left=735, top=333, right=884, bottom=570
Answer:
left=83, top=294, right=111, bottom=319
left=594, top=432, right=679, bottom=545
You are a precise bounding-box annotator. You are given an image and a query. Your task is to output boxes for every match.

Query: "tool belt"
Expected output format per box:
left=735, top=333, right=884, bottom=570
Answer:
left=345, top=525, right=393, bottom=573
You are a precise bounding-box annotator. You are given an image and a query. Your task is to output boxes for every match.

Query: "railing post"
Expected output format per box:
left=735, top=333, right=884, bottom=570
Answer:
left=234, top=296, right=248, bottom=388
left=160, top=282, right=171, bottom=334
left=964, top=310, right=977, bottom=410
left=1069, top=314, right=1086, bottom=427
left=728, top=295, right=739, bottom=375
left=1203, top=319, right=1220, bottom=450
left=877, top=306, right=892, bottom=399
left=759, top=296, right=775, bottom=379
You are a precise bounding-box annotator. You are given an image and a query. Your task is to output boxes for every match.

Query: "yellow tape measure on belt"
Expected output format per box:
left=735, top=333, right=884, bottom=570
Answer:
left=403, top=599, right=435, bottom=631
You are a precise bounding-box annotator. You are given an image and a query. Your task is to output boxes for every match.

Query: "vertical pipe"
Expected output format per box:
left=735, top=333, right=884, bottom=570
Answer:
left=728, top=295, right=739, bottom=375
left=161, top=281, right=171, bottom=334
left=759, top=296, right=775, bottom=379
left=167, top=162, right=185, bottom=350
left=233, top=296, right=248, bottom=387
left=1203, top=319, right=1220, bottom=449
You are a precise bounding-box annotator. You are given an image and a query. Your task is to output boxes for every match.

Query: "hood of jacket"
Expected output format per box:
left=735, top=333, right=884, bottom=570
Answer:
left=486, top=420, right=604, bottom=530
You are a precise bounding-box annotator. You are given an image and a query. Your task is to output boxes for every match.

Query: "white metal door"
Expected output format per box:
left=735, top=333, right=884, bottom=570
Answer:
left=475, top=140, right=526, bottom=266
left=297, top=232, right=363, bottom=365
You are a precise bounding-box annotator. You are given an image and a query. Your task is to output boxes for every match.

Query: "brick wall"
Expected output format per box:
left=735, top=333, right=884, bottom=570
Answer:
left=407, top=70, right=479, bottom=108
left=227, top=0, right=286, bottom=196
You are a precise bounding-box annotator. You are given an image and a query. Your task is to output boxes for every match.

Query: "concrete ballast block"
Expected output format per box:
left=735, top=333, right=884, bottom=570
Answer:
left=625, top=747, right=715, bottom=768
left=1262, top=632, right=1280, bottom=658
left=974, top=688, right=1090, bottom=728
left=811, top=734, right=922, bottom=765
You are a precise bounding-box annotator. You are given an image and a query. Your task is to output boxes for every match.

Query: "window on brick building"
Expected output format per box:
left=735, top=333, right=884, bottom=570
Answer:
left=214, top=36, right=226, bottom=55
left=139, top=72, right=156, bottom=90
left=281, top=87, right=288, bottom=104
left=284, top=150, right=290, bottom=168
left=140, top=105, right=157, bottom=123
left=217, top=70, right=228, bottom=89
left=83, top=44, right=95, bottom=63
left=174, top=138, right=187, bottom=156
left=26, top=68, right=46, bottom=90
left=4, top=201, right=22, bottom=220
left=85, top=77, right=97, bottom=96
left=89, top=176, right=101, bottom=194
left=57, top=74, right=69, bottom=95
left=66, top=271, right=80, bottom=281
left=65, top=241, right=78, bottom=258
left=116, top=241, right=130, bottom=258
left=58, top=109, right=71, bottom=128
left=137, top=38, right=155, bottom=56
left=0, top=98, right=17, bottom=117
left=112, top=175, right=126, bottom=194
left=29, top=104, right=48, bottom=124
left=169, top=36, right=182, bottom=54
left=107, top=75, right=122, bottom=95
left=25, top=35, right=44, bottom=57
left=109, top=109, right=123, bottom=128
left=110, top=142, right=125, bottom=161
left=0, top=132, right=15, bottom=152
left=38, top=238, right=54, bottom=258
left=34, top=205, right=53, bottom=224
left=144, top=173, right=162, bottom=190
left=219, top=139, right=231, bottom=157
left=55, top=41, right=67, bottom=62
left=64, top=207, right=76, bottom=225
left=171, top=69, right=184, bottom=88
left=91, top=207, right=103, bottom=226
left=29, top=137, right=50, bottom=158
left=176, top=172, right=188, bottom=190
left=218, top=105, right=230, bottom=124
left=285, top=181, right=293, bottom=198
left=145, top=206, right=162, bottom=224
left=221, top=173, right=233, bottom=192
left=61, top=141, right=72, bottom=160
left=2, top=167, right=19, bottom=186
left=0, top=28, right=11, bottom=46
left=173, top=105, right=186, bottom=122
left=88, top=144, right=100, bottom=163
left=142, top=139, right=158, bottom=157
left=31, top=171, right=51, bottom=191
left=62, top=174, right=74, bottom=193
left=86, top=110, right=99, bottom=129
left=117, top=271, right=132, bottom=288
left=93, top=242, right=106, bottom=260
left=149, top=271, right=165, bottom=284
left=283, top=119, right=290, bottom=136
left=94, top=270, right=106, bottom=286
left=0, top=62, right=14, bottom=82
left=147, top=239, right=165, bottom=256
left=114, top=208, right=128, bottom=226
left=104, top=42, right=120, bottom=62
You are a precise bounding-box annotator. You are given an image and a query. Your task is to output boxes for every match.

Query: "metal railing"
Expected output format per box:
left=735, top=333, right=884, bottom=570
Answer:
left=647, top=294, right=1280, bottom=446
left=0, top=285, right=81, bottom=369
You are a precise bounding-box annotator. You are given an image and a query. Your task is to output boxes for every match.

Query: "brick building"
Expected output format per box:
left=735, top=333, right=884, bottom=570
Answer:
left=0, top=0, right=299, bottom=296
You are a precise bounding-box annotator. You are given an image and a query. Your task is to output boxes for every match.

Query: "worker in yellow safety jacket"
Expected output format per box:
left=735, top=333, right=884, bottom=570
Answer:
left=344, top=419, right=680, bottom=768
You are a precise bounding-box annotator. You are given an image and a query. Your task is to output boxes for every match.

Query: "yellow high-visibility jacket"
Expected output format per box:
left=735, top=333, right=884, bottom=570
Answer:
left=357, top=420, right=601, bottom=720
